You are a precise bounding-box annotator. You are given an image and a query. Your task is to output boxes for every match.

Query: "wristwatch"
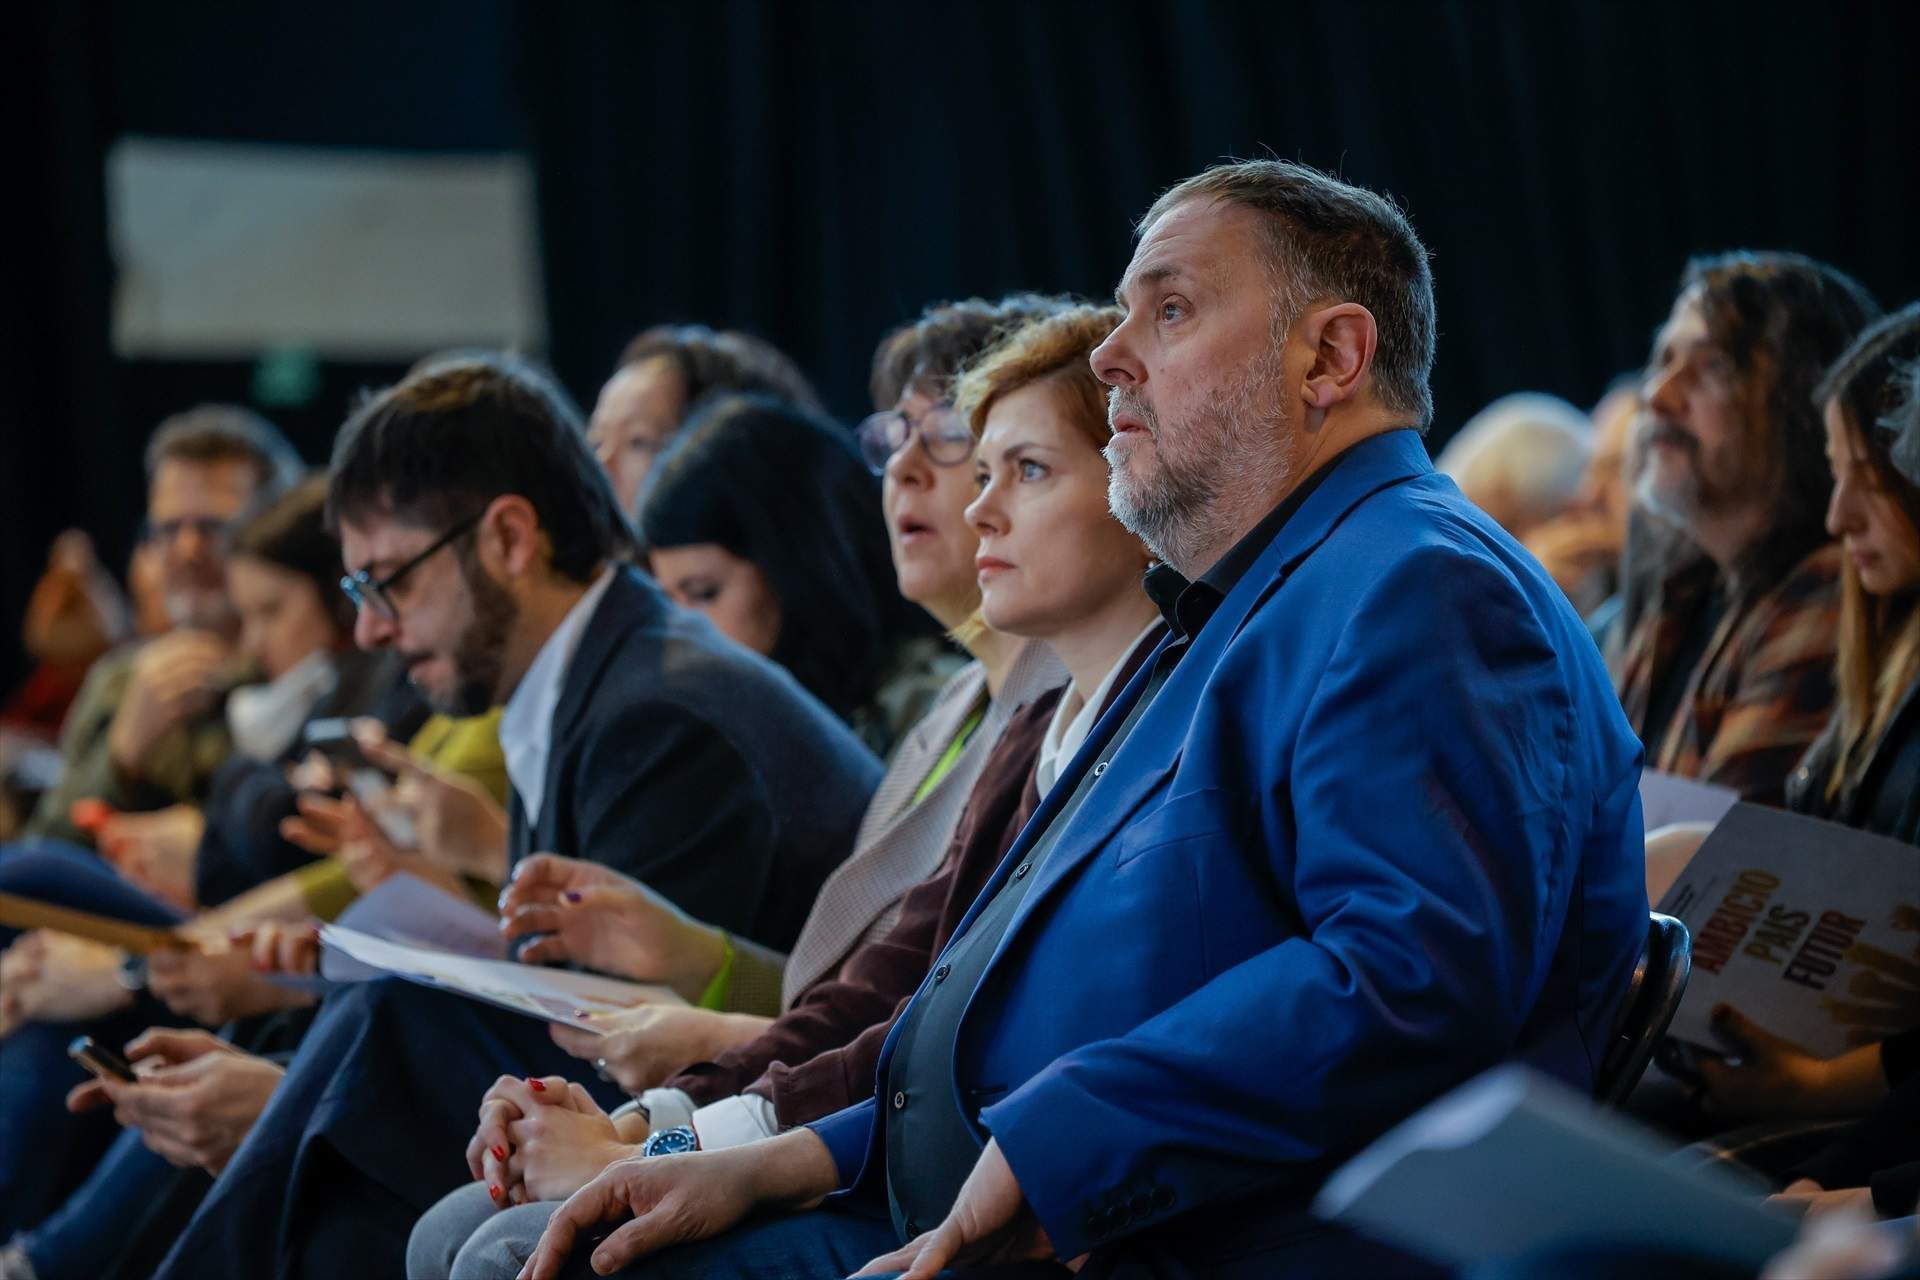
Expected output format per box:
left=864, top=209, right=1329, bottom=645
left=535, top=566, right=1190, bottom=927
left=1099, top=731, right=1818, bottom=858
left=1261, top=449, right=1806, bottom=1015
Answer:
left=639, top=1124, right=699, bottom=1157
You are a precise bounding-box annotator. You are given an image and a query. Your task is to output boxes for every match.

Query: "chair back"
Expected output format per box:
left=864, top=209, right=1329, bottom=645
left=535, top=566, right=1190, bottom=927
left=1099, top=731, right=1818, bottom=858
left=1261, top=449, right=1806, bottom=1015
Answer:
left=1593, top=911, right=1692, bottom=1105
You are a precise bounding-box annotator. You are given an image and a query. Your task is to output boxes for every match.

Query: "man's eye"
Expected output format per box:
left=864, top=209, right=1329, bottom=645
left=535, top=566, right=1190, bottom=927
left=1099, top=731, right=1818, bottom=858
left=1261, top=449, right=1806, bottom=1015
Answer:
left=1160, top=299, right=1186, bottom=323
left=973, top=469, right=990, bottom=490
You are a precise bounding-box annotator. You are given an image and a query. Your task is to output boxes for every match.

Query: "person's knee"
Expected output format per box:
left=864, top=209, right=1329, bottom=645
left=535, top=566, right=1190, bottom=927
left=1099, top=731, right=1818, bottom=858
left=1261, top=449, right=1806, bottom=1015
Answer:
left=407, top=1182, right=502, bottom=1280
left=448, top=1201, right=559, bottom=1280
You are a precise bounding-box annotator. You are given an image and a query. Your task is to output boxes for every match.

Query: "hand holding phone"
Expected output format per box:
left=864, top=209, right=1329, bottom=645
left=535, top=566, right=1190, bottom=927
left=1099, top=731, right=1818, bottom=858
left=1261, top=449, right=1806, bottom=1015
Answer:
left=68, top=1034, right=137, bottom=1084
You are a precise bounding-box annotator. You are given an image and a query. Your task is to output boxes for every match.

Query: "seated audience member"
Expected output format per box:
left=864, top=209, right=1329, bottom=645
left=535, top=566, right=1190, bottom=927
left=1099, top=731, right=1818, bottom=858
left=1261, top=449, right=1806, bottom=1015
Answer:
left=498, top=159, right=1646, bottom=1280
left=588, top=324, right=821, bottom=514
left=2, top=532, right=131, bottom=739
left=1695, top=304, right=1920, bottom=1131
left=147, top=474, right=427, bottom=908
left=0, top=712, right=513, bottom=1280
left=1525, top=378, right=1640, bottom=617
left=1782, top=302, right=1920, bottom=842
left=1435, top=391, right=1592, bottom=540
left=1613, top=253, right=1880, bottom=805
left=638, top=393, right=954, bottom=756
left=0, top=478, right=428, bottom=1237
left=141, top=354, right=881, bottom=1279
left=20, top=406, right=304, bottom=848
left=406, top=303, right=1167, bottom=1276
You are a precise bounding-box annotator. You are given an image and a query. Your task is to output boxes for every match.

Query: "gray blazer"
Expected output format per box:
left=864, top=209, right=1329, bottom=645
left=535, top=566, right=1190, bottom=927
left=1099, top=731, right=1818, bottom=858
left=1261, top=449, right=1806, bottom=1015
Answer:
left=775, top=637, right=1066, bottom=1006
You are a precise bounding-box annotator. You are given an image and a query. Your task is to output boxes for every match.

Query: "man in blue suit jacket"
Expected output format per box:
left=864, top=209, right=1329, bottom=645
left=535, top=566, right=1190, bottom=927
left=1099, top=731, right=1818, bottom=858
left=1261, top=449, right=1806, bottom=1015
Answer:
left=517, top=160, right=1648, bottom=1280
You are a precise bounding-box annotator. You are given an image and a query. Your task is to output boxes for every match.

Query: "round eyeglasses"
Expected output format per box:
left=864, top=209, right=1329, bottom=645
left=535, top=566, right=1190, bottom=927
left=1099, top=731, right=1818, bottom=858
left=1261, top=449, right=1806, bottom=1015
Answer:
left=854, top=403, right=975, bottom=474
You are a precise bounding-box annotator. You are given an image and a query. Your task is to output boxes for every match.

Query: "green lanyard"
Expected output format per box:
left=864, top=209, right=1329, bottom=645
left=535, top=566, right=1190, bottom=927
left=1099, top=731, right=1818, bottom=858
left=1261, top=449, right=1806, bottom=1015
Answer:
left=912, top=704, right=987, bottom=805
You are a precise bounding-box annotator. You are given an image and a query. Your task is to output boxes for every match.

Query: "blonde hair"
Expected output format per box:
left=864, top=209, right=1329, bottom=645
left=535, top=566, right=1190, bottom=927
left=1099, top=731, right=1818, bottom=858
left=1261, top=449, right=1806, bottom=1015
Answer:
left=1821, top=311, right=1920, bottom=801
left=946, top=303, right=1123, bottom=649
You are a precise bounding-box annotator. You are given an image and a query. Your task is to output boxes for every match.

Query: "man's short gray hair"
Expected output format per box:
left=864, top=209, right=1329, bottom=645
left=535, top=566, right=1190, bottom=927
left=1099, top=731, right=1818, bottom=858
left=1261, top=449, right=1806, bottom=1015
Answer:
left=1139, top=159, right=1437, bottom=431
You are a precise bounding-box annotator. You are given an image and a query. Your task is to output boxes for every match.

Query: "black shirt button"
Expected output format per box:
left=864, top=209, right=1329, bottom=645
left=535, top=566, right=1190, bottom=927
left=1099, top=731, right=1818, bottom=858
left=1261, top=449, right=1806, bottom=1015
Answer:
left=1152, top=1186, right=1176, bottom=1210
left=1014, top=862, right=1031, bottom=879
left=905, top=1218, right=919, bottom=1237
left=1084, top=1214, right=1108, bottom=1240
left=934, top=964, right=951, bottom=983
left=1129, top=1192, right=1154, bottom=1220
left=892, top=1091, right=907, bottom=1110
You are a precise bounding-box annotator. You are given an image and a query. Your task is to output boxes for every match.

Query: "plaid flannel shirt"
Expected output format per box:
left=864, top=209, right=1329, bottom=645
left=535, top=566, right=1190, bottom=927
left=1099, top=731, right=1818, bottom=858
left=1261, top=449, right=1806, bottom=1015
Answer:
left=1614, top=542, right=1841, bottom=806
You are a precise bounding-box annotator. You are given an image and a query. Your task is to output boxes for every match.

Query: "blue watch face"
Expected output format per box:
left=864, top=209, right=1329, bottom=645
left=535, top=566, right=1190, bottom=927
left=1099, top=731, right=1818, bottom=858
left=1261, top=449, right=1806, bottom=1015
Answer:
left=643, top=1125, right=699, bottom=1157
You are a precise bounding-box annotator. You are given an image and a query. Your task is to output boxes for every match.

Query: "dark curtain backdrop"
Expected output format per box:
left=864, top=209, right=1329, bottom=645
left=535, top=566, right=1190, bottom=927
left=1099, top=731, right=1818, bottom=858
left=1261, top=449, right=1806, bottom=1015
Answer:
left=6, top=0, right=1920, bottom=687
left=518, top=0, right=1920, bottom=425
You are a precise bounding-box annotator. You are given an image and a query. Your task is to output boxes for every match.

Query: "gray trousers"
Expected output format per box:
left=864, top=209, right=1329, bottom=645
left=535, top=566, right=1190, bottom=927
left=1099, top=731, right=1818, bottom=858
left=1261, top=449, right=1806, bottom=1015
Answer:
left=408, top=1182, right=558, bottom=1280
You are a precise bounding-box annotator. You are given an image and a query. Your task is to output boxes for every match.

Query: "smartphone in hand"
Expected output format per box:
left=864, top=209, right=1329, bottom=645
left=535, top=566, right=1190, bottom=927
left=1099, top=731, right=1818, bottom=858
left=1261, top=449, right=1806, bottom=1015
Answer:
left=68, top=1035, right=137, bottom=1084
left=302, top=719, right=397, bottom=780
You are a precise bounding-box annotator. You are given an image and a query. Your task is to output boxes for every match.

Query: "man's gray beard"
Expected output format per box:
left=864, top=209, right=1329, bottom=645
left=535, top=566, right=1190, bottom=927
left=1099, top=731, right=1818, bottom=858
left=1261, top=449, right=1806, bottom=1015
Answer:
left=1105, top=367, right=1294, bottom=576
left=1634, top=452, right=1711, bottom=530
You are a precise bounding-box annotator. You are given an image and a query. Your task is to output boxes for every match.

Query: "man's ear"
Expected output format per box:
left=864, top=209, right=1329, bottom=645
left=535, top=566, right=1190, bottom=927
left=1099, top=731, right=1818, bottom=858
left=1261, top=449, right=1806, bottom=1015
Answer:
left=474, top=495, right=545, bottom=579
left=1297, top=303, right=1378, bottom=412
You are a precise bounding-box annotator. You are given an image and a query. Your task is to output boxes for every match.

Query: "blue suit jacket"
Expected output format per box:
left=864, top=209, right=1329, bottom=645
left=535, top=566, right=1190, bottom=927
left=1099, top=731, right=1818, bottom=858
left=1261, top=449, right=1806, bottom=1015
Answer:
left=808, top=430, right=1649, bottom=1258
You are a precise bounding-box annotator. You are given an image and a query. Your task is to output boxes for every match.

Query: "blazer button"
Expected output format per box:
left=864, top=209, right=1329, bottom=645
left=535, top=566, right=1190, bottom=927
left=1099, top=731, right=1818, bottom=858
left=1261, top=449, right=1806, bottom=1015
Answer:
left=1152, top=1186, right=1176, bottom=1210
left=892, top=1091, right=907, bottom=1110
left=1083, top=1214, right=1108, bottom=1240
left=1129, top=1192, right=1154, bottom=1220
left=1092, top=761, right=1108, bottom=777
left=1014, top=862, right=1031, bottom=879
left=934, top=964, right=951, bottom=983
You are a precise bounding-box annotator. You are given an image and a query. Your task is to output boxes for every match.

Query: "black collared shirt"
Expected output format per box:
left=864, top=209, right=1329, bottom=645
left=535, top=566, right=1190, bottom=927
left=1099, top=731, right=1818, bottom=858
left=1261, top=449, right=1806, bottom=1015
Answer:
left=877, top=452, right=1345, bottom=1242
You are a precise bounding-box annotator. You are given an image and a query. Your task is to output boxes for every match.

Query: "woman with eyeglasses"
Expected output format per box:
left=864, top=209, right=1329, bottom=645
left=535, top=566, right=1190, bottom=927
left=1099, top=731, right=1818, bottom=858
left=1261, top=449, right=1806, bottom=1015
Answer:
left=637, top=394, right=948, bottom=759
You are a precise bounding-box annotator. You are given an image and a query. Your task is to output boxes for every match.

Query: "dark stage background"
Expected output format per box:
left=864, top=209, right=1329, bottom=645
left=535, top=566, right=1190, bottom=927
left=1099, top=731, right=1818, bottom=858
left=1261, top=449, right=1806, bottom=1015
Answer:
left=6, top=0, right=1920, bottom=689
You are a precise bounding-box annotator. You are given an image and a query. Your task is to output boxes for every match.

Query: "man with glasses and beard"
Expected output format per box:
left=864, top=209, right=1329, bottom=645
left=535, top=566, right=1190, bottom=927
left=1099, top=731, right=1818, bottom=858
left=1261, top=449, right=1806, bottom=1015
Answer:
left=148, top=354, right=881, bottom=1279
left=504, top=160, right=1647, bottom=1280
left=1613, top=254, right=1879, bottom=804
left=23, top=406, right=303, bottom=847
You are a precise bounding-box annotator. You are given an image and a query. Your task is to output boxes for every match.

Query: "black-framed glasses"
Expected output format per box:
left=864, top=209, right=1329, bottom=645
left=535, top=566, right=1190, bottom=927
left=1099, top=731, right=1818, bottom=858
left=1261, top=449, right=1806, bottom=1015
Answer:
left=338, top=512, right=483, bottom=622
left=854, top=403, right=975, bottom=474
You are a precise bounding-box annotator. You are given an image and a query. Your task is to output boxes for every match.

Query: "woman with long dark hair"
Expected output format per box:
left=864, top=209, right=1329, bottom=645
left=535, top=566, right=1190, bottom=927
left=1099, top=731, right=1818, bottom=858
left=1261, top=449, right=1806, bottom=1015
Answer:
left=637, top=394, right=946, bottom=756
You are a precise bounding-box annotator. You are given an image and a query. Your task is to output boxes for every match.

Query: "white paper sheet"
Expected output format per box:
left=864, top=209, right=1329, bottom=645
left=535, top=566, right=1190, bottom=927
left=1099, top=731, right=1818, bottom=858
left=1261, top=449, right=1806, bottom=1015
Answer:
left=333, top=872, right=504, bottom=958
left=1638, top=769, right=1739, bottom=834
left=318, top=922, right=683, bottom=1033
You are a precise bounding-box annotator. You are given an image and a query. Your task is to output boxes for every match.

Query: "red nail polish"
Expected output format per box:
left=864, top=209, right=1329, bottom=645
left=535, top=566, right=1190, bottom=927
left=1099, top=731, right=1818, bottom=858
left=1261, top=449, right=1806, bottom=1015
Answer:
left=493, top=1145, right=507, bottom=1161
left=528, top=1078, right=546, bottom=1092
left=490, top=1185, right=502, bottom=1201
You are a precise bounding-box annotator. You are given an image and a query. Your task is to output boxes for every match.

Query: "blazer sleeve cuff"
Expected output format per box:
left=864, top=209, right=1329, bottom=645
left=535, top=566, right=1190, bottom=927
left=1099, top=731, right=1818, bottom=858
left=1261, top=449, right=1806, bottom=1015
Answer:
left=807, top=1097, right=877, bottom=1191
left=984, top=1071, right=1182, bottom=1260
